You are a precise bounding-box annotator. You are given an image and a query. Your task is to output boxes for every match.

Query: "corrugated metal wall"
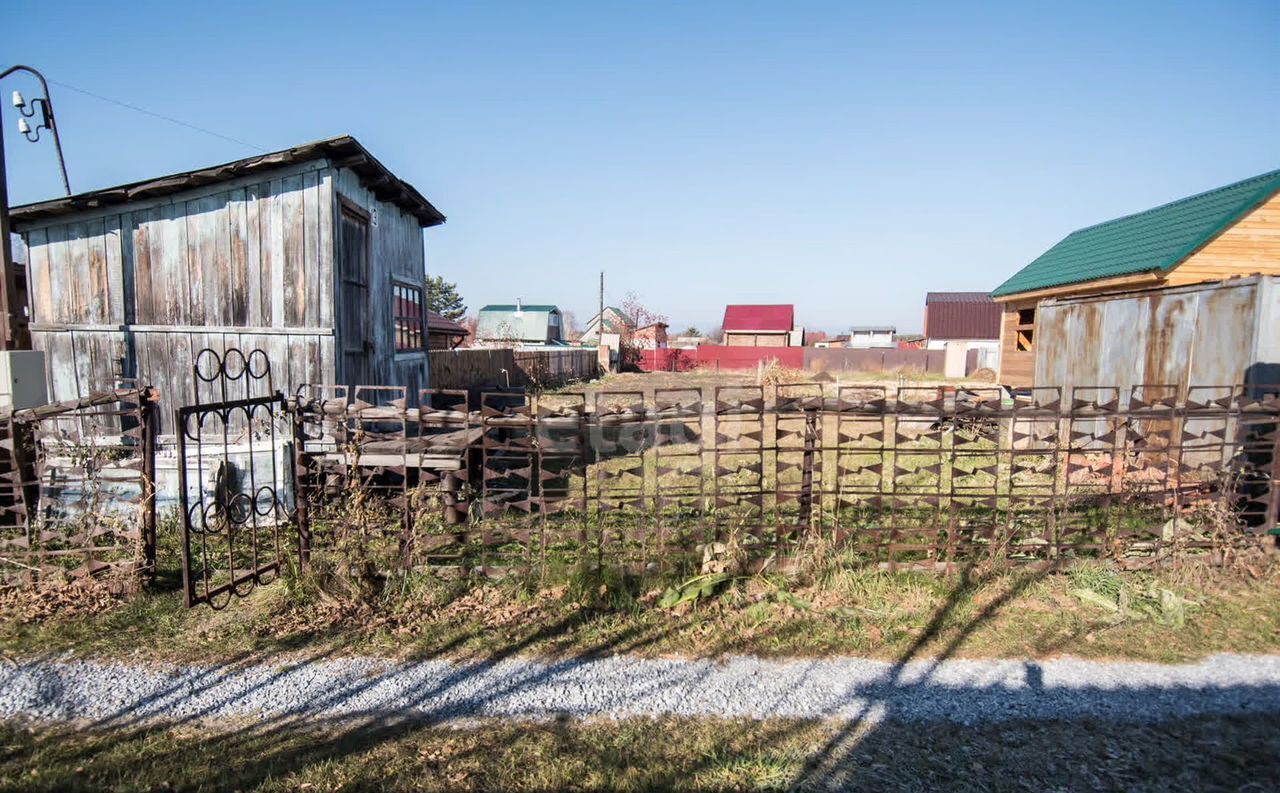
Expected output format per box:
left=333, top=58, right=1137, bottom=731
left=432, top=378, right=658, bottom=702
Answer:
left=923, top=297, right=1001, bottom=340
left=1035, top=276, right=1270, bottom=396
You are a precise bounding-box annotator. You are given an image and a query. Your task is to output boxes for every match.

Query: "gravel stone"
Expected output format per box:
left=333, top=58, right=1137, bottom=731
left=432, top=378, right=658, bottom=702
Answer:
left=2, top=654, right=1278, bottom=727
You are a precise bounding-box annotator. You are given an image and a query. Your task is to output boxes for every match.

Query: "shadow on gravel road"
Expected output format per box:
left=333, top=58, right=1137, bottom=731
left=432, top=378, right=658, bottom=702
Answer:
left=4, top=561, right=1280, bottom=791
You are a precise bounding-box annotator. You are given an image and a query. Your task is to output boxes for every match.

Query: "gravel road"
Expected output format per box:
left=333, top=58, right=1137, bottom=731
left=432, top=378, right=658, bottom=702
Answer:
left=3, top=653, right=1279, bottom=728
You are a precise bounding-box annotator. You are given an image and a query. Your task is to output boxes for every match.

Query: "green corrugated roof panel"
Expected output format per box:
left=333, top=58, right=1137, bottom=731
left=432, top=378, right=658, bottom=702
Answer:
left=991, top=168, right=1280, bottom=298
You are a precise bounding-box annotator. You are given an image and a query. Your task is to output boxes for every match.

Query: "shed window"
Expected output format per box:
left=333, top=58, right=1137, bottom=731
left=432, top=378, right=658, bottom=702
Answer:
left=393, top=283, right=426, bottom=352
left=1014, top=306, right=1035, bottom=352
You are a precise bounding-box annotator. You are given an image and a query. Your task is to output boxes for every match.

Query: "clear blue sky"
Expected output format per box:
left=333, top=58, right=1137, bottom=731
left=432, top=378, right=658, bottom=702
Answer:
left=4, top=0, right=1277, bottom=333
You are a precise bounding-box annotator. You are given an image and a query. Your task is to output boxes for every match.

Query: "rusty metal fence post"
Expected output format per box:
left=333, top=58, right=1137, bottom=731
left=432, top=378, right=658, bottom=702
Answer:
left=139, top=387, right=159, bottom=584
left=292, top=399, right=312, bottom=572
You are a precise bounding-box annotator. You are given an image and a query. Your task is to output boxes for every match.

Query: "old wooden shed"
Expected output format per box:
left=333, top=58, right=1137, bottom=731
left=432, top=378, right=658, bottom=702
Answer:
left=9, top=136, right=446, bottom=429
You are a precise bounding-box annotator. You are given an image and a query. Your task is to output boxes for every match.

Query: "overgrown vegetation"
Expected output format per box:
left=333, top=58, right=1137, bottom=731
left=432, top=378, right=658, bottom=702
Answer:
left=2, top=515, right=1278, bottom=665
left=4, top=368, right=1279, bottom=669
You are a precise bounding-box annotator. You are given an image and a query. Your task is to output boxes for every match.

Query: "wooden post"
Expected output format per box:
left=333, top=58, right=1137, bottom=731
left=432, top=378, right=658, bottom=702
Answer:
left=442, top=471, right=461, bottom=525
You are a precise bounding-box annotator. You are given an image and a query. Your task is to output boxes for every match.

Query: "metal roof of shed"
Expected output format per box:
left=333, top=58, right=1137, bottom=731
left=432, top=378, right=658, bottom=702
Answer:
left=426, top=310, right=467, bottom=335
left=991, top=168, right=1280, bottom=298
left=926, top=291, right=994, bottom=304
left=924, top=292, right=1000, bottom=340
left=10, top=135, right=446, bottom=228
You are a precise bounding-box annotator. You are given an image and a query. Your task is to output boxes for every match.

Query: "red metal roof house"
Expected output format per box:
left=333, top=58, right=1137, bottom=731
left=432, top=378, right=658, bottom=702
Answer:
left=722, top=304, right=799, bottom=347
left=426, top=310, right=468, bottom=350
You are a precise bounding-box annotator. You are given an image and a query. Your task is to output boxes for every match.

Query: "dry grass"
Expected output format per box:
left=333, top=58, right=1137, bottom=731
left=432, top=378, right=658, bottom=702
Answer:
left=3, top=549, right=1278, bottom=667
left=1, top=711, right=1276, bottom=792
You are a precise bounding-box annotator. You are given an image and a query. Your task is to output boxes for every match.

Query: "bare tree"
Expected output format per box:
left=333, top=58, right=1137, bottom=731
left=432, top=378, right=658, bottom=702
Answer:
left=561, top=310, right=582, bottom=342
left=621, top=291, right=668, bottom=328
left=616, top=292, right=667, bottom=370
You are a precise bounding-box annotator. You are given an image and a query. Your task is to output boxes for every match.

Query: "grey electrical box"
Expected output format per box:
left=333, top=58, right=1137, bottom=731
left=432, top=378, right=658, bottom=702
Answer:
left=0, top=350, right=49, bottom=411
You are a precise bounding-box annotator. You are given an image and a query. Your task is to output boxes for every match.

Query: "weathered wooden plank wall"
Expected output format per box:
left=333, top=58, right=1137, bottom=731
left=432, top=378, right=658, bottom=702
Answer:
left=332, top=168, right=429, bottom=401
left=512, top=349, right=600, bottom=386
left=22, top=160, right=339, bottom=435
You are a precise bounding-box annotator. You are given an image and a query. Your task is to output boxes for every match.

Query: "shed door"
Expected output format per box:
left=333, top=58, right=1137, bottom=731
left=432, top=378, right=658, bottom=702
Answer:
left=338, top=203, right=373, bottom=389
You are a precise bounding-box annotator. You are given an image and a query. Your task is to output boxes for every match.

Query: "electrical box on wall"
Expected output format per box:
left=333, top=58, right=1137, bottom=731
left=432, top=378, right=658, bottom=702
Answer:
left=0, top=350, right=49, bottom=411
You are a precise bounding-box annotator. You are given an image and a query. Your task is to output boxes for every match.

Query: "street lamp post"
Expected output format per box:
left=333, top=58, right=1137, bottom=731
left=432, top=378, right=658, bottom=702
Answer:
left=0, top=64, right=70, bottom=351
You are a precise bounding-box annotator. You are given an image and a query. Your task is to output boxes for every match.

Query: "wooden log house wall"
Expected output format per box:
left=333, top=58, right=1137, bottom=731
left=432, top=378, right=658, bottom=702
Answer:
left=10, top=136, right=446, bottom=434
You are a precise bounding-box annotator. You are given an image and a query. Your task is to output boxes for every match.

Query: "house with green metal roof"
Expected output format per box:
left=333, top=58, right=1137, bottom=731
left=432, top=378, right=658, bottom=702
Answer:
left=579, top=306, right=636, bottom=344
left=992, top=168, right=1280, bottom=386
left=475, top=301, right=565, bottom=345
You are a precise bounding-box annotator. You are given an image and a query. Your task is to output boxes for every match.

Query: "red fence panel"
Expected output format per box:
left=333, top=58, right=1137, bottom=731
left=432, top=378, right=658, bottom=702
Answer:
left=803, top=347, right=945, bottom=374
left=637, top=346, right=804, bottom=372
left=636, top=346, right=956, bottom=373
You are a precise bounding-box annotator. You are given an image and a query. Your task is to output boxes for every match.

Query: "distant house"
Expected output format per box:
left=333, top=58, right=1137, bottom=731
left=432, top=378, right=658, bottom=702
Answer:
left=580, top=306, right=635, bottom=344
left=475, top=301, right=564, bottom=345
left=668, top=335, right=703, bottom=349
left=894, top=333, right=926, bottom=350
left=722, top=304, right=799, bottom=347
left=632, top=322, right=668, bottom=349
left=923, top=293, right=1000, bottom=346
left=922, top=292, right=1001, bottom=375
left=991, top=167, right=1280, bottom=387
left=848, top=326, right=896, bottom=349
left=427, top=310, right=468, bottom=350
left=813, top=334, right=849, bottom=349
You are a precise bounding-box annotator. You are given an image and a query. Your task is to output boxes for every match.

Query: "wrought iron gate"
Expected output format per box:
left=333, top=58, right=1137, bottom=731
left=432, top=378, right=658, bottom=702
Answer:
left=177, top=348, right=292, bottom=608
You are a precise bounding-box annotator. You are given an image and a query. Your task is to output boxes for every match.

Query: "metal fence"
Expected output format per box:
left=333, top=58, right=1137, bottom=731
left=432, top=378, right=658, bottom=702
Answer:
left=176, top=349, right=290, bottom=607
left=0, top=385, right=158, bottom=589
left=5, top=376, right=1276, bottom=599
left=290, top=383, right=1280, bottom=575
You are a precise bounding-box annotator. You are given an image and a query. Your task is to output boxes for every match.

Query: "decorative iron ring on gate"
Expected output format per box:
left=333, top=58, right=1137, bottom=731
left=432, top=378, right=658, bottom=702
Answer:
left=193, top=347, right=275, bottom=406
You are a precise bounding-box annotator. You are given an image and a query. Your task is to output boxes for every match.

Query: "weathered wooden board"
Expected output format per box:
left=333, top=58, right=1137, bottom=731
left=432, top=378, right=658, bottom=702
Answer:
left=18, top=155, right=433, bottom=433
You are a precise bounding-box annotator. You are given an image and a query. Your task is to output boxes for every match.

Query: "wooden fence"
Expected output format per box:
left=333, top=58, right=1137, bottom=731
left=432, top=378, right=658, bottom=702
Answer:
left=429, top=347, right=599, bottom=394
left=637, top=346, right=949, bottom=374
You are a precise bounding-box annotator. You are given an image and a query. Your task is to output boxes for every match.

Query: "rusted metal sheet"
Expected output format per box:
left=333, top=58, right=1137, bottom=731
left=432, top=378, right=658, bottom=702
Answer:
left=1037, top=276, right=1274, bottom=398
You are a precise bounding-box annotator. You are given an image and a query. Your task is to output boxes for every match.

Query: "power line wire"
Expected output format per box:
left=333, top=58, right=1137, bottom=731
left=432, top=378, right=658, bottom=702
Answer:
left=48, top=79, right=267, bottom=152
